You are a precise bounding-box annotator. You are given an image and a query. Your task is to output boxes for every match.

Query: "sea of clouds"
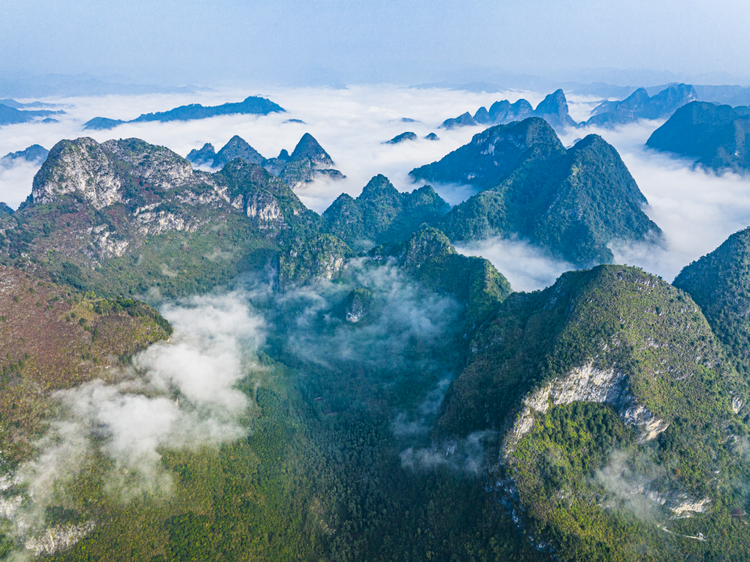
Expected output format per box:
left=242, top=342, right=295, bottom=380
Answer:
left=1, top=85, right=750, bottom=291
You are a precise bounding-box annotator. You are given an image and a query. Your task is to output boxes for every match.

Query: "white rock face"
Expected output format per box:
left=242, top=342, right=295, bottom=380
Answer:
left=24, top=521, right=95, bottom=556
left=732, top=396, right=744, bottom=414
left=32, top=138, right=206, bottom=210
left=670, top=497, right=711, bottom=518
left=502, top=363, right=668, bottom=459
left=246, top=193, right=285, bottom=229
left=32, top=138, right=123, bottom=210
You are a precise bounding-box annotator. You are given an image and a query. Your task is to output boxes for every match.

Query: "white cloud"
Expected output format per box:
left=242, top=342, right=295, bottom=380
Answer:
left=18, top=291, right=263, bottom=506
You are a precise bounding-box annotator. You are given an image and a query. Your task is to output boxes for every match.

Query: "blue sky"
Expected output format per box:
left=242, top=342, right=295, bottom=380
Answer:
left=2, top=0, right=749, bottom=85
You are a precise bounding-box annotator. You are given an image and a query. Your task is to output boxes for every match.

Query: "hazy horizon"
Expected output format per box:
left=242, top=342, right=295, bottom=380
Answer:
left=2, top=0, right=750, bottom=89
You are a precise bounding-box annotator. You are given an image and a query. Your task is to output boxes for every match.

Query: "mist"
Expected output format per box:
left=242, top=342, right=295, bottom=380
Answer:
left=3, top=87, right=750, bottom=291
left=561, top=121, right=750, bottom=281
left=0, top=86, right=543, bottom=212
left=2, top=292, right=263, bottom=550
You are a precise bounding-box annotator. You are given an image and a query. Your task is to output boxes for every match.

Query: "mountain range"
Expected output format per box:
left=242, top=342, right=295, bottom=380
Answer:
left=1, top=127, right=750, bottom=560
left=0, top=102, right=64, bottom=126
left=441, top=88, right=577, bottom=131
left=187, top=133, right=346, bottom=189
left=0, top=144, right=49, bottom=168
left=83, top=95, right=285, bottom=130
left=410, top=117, right=661, bottom=264
left=584, top=83, right=698, bottom=128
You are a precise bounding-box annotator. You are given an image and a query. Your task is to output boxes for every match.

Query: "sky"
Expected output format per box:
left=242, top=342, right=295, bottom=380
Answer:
left=2, top=0, right=750, bottom=86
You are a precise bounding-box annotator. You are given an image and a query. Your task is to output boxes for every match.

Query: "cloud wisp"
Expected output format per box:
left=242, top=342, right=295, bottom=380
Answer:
left=3, top=291, right=263, bottom=551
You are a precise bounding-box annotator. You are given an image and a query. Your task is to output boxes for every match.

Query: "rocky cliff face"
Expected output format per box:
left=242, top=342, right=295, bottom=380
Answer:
left=32, top=138, right=201, bottom=210
left=3, top=137, right=336, bottom=290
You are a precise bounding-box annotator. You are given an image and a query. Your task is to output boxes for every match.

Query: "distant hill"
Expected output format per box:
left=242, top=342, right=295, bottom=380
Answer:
left=0, top=71, right=195, bottom=98
left=411, top=118, right=661, bottom=265
left=322, top=175, right=449, bottom=251
left=584, top=83, right=697, bottom=128
left=84, top=95, right=285, bottom=130
left=383, top=132, right=417, bottom=144
left=646, top=101, right=750, bottom=173
left=0, top=103, right=63, bottom=126
left=440, top=89, right=577, bottom=131
left=186, top=133, right=345, bottom=189
left=0, top=144, right=48, bottom=168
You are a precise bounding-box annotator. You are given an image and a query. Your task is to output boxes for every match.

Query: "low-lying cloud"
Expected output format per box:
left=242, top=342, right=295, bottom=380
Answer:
left=400, top=431, right=494, bottom=475
left=455, top=236, right=577, bottom=292
left=7, top=291, right=263, bottom=544
left=271, top=258, right=461, bottom=370
left=5, top=87, right=750, bottom=289
left=0, top=86, right=572, bottom=213
left=566, top=121, right=750, bottom=282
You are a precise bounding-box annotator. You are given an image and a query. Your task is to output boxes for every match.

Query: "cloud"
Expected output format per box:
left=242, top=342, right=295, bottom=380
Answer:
left=561, top=120, right=750, bottom=282
left=592, top=449, right=668, bottom=522
left=399, top=431, right=493, bottom=475
left=0, top=86, right=566, bottom=213
left=271, top=258, right=461, bottom=369
left=455, top=237, right=577, bottom=292
left=7, top=87, right=748, bottom=289
left=11, top=291, right=262, bottom=527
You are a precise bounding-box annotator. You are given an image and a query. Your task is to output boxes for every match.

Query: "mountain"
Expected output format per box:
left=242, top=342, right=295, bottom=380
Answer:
left=4, top=130, right=750, bottom=560
left=289, top=132, right=334, bottom=166
left=0, top=144, right=49, bottom=168
left=0, top=265, right=171, bottom=464
left=424, top=132, right=439, bottom=140
left=264, top=133, right=345, bottom=189
left=646, top=101, right=750, bottom=173
left=83, top=95, right=285, bottom=130
left=533, top=88, right=577, bottom=129
left=213, top=135, right=264, bottom=167
left=674, top=226, right=750, bottom=376
left=489, top=98, right=533, bottom=123
left=0, top=202, right=14, bottom=215
left=82, top=117, right=126, bottom=130
left=184, top=133, right=345, bottom=188
left=185, top=142, right=217, bottom=167
left=585, top=83, right=698, bottom=128
left=437, top=264, right=750, bottom=561
left=693, top=84, right=750, bottom=107
left=0, top=98, right=55, bottom=109
left=0, top=103, right=63, bottom=126
left=322, top=174, right=449, bottom=251
left=441, top=111, right=478, bottom=129
left=411, top=117, right=566, bottom=191
left=384, top=132, right=417, bottom=144
left=419, top=120, right=661, bottom=265
left=185, top=136, right=264, bottom=168
left=370, top=225, right=512, bottom=324
left=0, top=71, right=195, bottom=98
left=440, top=89, right=577, bottom=131
left=1, top=136, right=347, bottom=296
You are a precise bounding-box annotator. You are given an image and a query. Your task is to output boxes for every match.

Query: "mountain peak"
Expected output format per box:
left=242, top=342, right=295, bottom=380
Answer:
left=289, top=133, right=334, bottom=166
left=534, top=89, right=577, bottom=129
left=214, top=135, right=263, bottom=167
